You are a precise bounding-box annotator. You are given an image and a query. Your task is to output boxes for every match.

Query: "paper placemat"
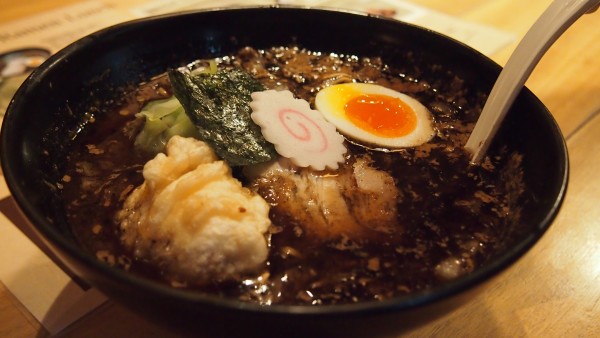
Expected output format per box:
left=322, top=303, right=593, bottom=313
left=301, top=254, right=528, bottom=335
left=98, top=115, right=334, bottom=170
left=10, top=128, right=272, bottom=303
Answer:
left=280, top=0, right=515, bottom=56
left=0, top=178, right=107, bottom=335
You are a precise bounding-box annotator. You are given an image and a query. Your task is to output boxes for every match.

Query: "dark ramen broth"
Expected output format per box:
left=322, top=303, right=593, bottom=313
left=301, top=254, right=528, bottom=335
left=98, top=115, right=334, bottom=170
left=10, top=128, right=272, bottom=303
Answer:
left=61, top=46, right=525, bottom=305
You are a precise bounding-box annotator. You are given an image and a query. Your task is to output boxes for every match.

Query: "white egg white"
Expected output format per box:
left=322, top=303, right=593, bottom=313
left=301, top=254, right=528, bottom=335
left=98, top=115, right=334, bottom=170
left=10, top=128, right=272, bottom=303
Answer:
left=314, top=83, right=435, bottom=148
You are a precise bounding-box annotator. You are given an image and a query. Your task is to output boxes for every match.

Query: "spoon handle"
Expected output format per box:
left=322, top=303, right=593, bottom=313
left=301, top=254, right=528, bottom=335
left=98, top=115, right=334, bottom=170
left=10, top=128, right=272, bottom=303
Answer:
left=465, top=0, right=600, bottom=164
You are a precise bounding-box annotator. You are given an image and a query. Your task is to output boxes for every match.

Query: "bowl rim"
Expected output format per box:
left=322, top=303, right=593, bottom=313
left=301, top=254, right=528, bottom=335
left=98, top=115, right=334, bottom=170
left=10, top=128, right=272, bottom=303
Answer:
left=0, top=5, right=570, bottom=316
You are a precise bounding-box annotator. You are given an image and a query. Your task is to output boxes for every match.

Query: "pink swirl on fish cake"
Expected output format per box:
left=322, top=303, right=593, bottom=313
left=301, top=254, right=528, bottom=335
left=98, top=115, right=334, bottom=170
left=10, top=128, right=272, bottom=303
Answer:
left=278, top=108, right=329, bottom=153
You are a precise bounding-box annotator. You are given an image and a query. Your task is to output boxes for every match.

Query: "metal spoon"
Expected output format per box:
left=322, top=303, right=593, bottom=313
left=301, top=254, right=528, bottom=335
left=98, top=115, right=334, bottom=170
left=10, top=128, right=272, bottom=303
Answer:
left=465, top=0, right=600, bottom=163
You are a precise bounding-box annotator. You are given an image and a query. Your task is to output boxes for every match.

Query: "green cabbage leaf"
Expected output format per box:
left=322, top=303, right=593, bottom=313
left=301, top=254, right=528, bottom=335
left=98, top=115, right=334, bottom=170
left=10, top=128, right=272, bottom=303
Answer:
left=134, top=96, right=200, bottom=155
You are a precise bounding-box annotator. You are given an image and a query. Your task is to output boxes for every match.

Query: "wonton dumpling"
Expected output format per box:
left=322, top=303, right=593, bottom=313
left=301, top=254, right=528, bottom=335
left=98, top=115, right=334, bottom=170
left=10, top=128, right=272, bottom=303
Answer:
left=117, top=136, right=271, bottom=286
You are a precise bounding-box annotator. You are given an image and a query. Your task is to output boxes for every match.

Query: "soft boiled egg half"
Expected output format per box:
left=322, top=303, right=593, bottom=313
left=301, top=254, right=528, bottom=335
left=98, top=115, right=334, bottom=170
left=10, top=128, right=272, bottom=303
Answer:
left=315, top=83, right=435, bottom=148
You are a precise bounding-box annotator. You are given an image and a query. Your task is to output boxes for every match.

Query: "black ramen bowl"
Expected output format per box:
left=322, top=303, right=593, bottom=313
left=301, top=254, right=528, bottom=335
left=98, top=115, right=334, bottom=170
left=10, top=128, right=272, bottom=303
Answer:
left=1, top=6, right=568, bottom=338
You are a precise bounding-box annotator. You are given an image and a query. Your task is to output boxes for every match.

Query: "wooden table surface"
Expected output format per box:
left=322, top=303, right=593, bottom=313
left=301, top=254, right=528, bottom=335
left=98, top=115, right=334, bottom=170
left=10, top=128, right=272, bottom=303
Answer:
left=1, top=0, right=599, bottom=337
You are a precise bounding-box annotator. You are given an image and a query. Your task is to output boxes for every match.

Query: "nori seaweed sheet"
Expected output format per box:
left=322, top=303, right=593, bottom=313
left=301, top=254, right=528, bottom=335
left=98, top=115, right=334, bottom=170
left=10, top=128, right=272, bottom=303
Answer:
left=169, top=68, right=277, bottom=166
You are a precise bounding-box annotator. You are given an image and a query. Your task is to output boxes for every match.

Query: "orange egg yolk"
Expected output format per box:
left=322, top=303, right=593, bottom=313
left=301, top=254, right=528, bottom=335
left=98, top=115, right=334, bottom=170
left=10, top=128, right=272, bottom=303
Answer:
left=344, top=94, right=417, bottom=137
